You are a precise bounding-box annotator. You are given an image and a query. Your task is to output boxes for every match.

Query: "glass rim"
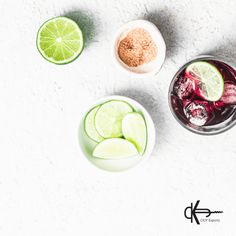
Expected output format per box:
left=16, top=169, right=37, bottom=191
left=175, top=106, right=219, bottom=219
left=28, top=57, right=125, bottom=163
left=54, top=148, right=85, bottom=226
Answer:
left=168, top=54, right=236, bottom=135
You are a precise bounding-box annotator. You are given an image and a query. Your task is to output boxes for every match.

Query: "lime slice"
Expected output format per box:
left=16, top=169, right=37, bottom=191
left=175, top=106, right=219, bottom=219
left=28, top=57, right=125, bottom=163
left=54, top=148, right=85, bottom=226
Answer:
left=186, top=61, right=224, bottom=101
left=93, top=138, right=138, bottom=159
left=122, top=112, right=147, bottom=155
left=95, top=100, right=133, bottom=138
left=36, top=16, right=84, bottom=64
left=84, top=106, right=104, bottom=142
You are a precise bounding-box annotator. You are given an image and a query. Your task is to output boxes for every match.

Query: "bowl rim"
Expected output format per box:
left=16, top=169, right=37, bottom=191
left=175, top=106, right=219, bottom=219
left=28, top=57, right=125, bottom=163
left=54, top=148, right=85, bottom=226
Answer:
left=78, top=95, right=156, bottom=172
left=111, top=19, right=166, bottom=79
left=168, top=54, right=236, bottom=135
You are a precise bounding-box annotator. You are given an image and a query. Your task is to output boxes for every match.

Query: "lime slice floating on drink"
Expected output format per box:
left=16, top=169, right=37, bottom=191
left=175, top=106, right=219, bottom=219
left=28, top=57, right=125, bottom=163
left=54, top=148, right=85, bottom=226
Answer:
left=93, top=138, right=138, bottom=159
left=186, top=61, right=224, bottom=101
left=36, top=16, right=84, bottom=64
left=84, top=105, right=104, bottom=143
left=95, top=100, right=133, bottom=138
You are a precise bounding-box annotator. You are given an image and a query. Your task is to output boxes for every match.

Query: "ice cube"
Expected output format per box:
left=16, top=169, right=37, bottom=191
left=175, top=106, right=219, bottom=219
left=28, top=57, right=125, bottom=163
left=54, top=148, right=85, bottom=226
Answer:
left=174, top=75, right=194, bottom=100
left=184, top=100, right=211, bottom=126
left=220, top=83, right=236, bottom=104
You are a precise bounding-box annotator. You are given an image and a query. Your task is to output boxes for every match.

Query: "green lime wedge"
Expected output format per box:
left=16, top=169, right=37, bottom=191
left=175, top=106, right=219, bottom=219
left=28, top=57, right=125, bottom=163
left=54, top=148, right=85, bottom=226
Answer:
left=36, top=16, right=84, bottom=64
left=93, top=138, right=138, bottom=159
left=186, top=61, right=224, bottom=101
left=95, top=100, right=133, bottom=138
left=84, top=105, right=104, bottom=143
left=122, top=112, right=147, bottom=155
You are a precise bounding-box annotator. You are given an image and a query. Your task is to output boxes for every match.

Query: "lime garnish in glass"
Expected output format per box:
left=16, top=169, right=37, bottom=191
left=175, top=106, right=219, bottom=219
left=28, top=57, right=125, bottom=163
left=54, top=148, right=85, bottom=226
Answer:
left=36, top=16, right=84, bottom=64
left=186, top=61, right=224, bottom=102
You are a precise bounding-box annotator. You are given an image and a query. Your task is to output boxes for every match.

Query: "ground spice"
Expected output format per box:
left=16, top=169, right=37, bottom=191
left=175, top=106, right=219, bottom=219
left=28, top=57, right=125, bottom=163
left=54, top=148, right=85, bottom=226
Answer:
left=118, top=28, right=158, bottom=67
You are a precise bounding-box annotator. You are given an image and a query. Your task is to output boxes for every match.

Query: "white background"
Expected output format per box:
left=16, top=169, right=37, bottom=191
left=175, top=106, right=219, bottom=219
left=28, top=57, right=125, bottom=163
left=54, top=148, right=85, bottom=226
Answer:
left=0, top=0, right=236, bottom=235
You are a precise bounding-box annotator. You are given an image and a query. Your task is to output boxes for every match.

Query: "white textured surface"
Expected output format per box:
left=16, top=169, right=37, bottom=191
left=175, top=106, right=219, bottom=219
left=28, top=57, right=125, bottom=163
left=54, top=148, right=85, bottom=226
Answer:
left=0, top=0, right=236, bottom=235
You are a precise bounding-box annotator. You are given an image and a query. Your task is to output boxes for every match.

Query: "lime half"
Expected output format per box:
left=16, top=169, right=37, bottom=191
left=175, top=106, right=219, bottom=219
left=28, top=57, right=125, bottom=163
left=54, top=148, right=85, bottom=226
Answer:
left=37, top=17, right=84, bottom=64
left=186, top=61, right=224, bottom=101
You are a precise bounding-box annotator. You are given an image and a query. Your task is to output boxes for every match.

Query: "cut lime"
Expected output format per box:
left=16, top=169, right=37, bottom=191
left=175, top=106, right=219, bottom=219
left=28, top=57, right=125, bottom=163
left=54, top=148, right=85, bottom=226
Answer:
left=122, top=112, right=147, bottom=155
left=186, top=61, right=224, bottom=101
left=84, top=106, right=104, bottom=142
left=95, top=100, right=133, bottom=138
left=93, top=138, right=138, bottom=159
left=36, top=16, right=84, bottom=64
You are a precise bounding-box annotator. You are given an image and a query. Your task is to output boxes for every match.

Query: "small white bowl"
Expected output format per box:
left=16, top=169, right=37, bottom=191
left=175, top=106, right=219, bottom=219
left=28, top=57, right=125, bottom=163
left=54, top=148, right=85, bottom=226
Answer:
left=78, top=95, right=156, bottom=172
left=112, top=20, right=166, bottom=79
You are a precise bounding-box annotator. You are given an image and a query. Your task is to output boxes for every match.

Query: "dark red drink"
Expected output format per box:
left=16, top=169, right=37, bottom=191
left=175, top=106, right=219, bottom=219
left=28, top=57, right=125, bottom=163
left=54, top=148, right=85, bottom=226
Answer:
left=169, top=57, right=236, bottom=134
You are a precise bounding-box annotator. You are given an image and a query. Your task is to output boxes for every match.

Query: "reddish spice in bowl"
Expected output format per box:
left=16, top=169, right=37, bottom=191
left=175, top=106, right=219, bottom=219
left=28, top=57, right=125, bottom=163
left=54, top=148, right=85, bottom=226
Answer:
left=117, top=28, right=158, bottom=67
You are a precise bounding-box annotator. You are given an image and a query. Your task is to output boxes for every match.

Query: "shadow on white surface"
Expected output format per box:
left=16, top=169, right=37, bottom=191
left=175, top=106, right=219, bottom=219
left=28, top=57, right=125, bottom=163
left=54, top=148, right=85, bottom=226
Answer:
left=143, top=9, right=181, bottom=59
left=63, top=9, right=98, bottom=48
left=204, top=40, right=236, bottom=66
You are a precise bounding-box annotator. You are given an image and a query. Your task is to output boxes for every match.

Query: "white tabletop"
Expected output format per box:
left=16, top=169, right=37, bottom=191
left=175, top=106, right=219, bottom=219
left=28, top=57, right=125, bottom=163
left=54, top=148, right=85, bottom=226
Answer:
left=0, top=0, right=236, bottom=235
